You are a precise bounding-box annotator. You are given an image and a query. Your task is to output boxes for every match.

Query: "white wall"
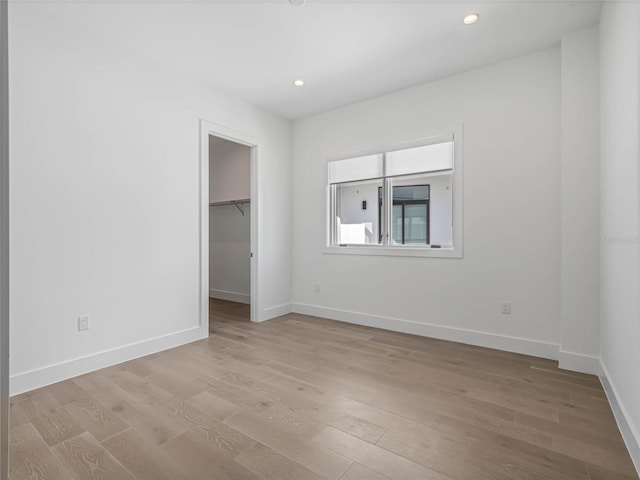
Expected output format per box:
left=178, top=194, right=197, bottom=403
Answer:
left=209, top=136, right=250, bottom=204
left=8, top=3, right=291, bottom=394
left=0, top=0, right=9, bottom=472
left=599, top=1, right=640, bottom=471
left=292, top=48, right=562, bottom=358
left=209, top=204, right=251, bottom=304
left=559, top=26, right=600, bottom=373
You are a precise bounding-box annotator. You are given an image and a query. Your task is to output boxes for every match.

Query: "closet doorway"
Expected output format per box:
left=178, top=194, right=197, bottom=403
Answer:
left=200, top=121, right=258, bottom=328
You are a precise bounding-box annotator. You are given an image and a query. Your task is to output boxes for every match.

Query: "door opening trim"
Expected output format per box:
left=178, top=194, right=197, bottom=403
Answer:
left=199, top=120, right=259, bottom=329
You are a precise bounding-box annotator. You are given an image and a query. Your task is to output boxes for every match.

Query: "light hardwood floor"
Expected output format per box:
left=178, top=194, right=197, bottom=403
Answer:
left=8, top=298, right=639, bottom=479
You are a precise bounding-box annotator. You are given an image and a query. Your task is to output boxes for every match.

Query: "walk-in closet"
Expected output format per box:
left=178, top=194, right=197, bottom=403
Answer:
left=208, top=135, right=251, bottom=322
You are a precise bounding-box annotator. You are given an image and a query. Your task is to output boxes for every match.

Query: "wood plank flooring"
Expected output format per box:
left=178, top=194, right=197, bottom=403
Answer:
left=9, top=298, right=639, bottom=479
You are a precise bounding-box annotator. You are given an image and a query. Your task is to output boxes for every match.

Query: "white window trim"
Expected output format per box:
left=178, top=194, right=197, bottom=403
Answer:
left=324, top=126, right=463, bottom=259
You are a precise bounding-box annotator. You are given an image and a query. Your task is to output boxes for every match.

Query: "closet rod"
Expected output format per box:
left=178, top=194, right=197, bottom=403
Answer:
left=208, top=199, right=250, bottom=216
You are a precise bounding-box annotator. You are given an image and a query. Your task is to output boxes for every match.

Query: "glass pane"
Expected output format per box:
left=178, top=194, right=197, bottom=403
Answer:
left=393, top=185, right=429, bottom=201
left=404, top=204, right=427, bottom=244
left=392, top=205, right=403, bottom=244
left=391, top=184, right=429, bottom=245
left=392, top=173, right=453, bottom=246
left=334, top=179, right=383, bottom=245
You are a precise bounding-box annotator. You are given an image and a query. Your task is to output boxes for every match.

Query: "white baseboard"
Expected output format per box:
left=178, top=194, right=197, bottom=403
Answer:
left=558, top=349, right=600, bottom=375
left=209, top=289, right=250, bottom=305
left=259, top=303, right=292, bottom=322
left=10, top=326, right=207, bottom=396
left=292, top=303, right=559, bottom=360
left=600, top=360, right=640, bottom=477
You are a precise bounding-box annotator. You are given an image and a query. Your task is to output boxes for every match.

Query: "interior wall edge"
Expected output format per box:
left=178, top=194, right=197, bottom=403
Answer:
left=259, top=303, right=293, bottom=323
left=557, top=349, right=600, bottom=375
left=600, top=359, right=640, bottom=477
left=292, top=302, right=559, bottom=361
left=9, top=325, right=206, bottom=396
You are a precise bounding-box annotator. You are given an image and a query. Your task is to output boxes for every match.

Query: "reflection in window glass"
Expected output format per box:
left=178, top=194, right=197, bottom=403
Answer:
left=390, top=185, right=429, bottom=245
left=334, top=179, right=383, bottom=245
left=403, top=203, right=428, bottom=244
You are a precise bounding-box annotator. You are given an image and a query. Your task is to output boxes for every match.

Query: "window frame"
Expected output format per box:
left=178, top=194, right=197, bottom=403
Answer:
left=324, top=128, right=463, bottom=259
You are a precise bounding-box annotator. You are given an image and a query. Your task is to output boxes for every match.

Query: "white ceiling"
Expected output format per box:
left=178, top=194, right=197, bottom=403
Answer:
left=31, top=0, right=603, bottom=120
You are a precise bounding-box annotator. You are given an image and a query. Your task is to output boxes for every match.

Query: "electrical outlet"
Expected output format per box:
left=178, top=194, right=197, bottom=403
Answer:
left=78, top=315, right=90, bottom=331
left=501, top=301, right=511, bottom=315
left=314, top=283, right=320, bottom=293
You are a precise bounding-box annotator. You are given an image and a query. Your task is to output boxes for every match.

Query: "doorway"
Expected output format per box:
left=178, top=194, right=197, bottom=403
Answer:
left=199, top=121, right=258, bottom=329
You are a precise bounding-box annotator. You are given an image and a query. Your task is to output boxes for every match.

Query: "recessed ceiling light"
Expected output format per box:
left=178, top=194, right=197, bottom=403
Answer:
left=463, top=13, right=480, bottom=25
left=293, top=79, right=305, bottom=87
left=288, top=0, right=307, bottom=6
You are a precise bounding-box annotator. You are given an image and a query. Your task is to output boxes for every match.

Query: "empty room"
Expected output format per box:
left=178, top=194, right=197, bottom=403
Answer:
left=1, top=0, right=639, bottom=479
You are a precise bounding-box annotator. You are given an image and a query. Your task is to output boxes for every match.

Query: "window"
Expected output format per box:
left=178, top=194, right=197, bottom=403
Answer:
left=380, top=185, right=430, bottom=244
left=327, top=133, right=462, bottom=257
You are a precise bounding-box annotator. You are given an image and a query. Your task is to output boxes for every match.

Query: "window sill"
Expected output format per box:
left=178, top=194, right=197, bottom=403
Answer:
left=323, top=245, right=462, bottom=258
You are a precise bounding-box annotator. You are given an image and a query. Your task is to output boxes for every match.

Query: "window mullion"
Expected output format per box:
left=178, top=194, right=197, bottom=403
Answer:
left=383, top=178, right=391, bottom=247
left=330, top=184, right=337, bottom=245
left=382, top=153, right=389, bottom=246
